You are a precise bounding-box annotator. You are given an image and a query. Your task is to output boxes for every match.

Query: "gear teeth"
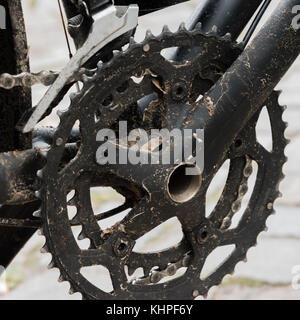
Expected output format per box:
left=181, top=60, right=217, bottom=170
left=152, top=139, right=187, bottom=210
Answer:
left=40, top=244, right=49, bottom=254
left=162, top=25, right=171, bottom=33
left=77, top=231, right=86, bottom=241
left=35, top=190, right=41, bottom=199
left=222, top=33, right=232, bottom=42
left=129, top=36, right=136, bottom=46
left=69, top=286, right=76, bottom=295
left=280, top=172, right=286, bottom=181
left=67, top=197, right=77, bottom=206
left=36, top=169, right=43, bottom=179
left=70, top=215, right=79, bottom=225
left=48, top=259, right=56, bottom=269
left=194, top=22, right=202, bottom=31
left=112, top=50, right=121, bottom=58
left=33, top=209, right=41, bottom=218
left=275, top=89, right=282, bottom=99
left=58, top=273, right=65, bottom=283
left=97, top=60, right=103, bottom=69
left=145, top=29, right=154, bottom=40
left=211, top=25, right=218, bottom=34
left=178, top=22, right=187, bottom=32
left=56, top=109, right=64, bottom=117
left=127, top=266, right=136, bottom=276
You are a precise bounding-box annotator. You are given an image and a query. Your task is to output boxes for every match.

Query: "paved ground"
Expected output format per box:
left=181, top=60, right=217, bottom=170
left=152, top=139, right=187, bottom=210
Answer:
left=0, top=0, right=300, bottom=300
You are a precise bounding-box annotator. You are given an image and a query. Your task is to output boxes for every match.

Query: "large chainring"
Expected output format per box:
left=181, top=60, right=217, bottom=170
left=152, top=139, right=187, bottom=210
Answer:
left=37, top=26, right=288, bottom=299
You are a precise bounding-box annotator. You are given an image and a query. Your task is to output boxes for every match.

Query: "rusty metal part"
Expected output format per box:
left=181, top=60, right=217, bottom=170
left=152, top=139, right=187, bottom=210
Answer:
left=38, top=27, right=287, bottom=299
left=0, top=141, right=81, bottom=206
left=0, top=68, right=97, bottom=90
left=0, top=0, right=37, bottom=269
left=0, top=149, right=45, bottom=205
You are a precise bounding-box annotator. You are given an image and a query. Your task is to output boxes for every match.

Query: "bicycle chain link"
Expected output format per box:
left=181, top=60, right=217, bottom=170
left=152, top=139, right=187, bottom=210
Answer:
left=0, top=68, right=95, bottom=90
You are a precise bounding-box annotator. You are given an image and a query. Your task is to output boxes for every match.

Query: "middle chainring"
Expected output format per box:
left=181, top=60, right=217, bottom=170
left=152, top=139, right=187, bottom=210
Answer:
left=37, top=26, right=287, bottom=299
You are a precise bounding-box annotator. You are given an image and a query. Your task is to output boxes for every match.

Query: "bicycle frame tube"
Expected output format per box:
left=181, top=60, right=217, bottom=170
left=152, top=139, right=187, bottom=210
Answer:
left=184, top=0, right=263, bottom=40
left=175, top=0, right=263, bottom=61
left=188, top=0, right=300, bottom=176
left=62, top=0, right=190, bottom=18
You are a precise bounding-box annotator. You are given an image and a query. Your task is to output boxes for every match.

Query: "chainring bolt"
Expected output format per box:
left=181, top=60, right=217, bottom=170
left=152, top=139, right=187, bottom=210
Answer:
left=197, top=225, right=210, bottom=244
left=113, top=237, right=131, bottom=258
left=171, top=82, right=187, bottom=102
left=56, top=137, right=64, bottom=146
left=143, top=44, right=150, bottom=52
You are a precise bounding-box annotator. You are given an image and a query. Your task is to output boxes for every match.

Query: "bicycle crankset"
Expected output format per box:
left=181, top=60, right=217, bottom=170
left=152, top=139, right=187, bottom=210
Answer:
left=36, top=25, right=287, bottom=299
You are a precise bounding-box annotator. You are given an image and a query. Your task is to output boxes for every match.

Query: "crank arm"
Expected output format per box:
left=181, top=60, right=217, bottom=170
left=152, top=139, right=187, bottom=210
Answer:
left=21, top=4, right=139, bottom=133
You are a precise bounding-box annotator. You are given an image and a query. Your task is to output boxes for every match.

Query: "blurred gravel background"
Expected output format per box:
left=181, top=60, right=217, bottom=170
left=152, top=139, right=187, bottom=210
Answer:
left=0, top=0, right=300, bottom=300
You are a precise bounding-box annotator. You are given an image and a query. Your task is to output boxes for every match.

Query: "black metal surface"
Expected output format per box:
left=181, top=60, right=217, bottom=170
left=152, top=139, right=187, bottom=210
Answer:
left=115, top=0, right=189, bottom=14
left=0, top=202, right=41, bottom=268
left=184, top=0, right=263, bottom=39
left=186, top=0, right=300, bottom=178
left=173, top=0, right=263, bottom=63
left=86, top=0, right=112, bottom=13
left=242, top=0, right=272, bottom=48
left=38, top=28, right=287, bottom=299
left=0, top=1, right=39, bottom=269
left=62, top=0, right=80, bottom=19
left=63, top=0, right=189, bottom=17
left=0, top=0, right=296, bottom=298
left=0, top=1, right=31, bottom=152
left=0, top=149, right=45, bottom=205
